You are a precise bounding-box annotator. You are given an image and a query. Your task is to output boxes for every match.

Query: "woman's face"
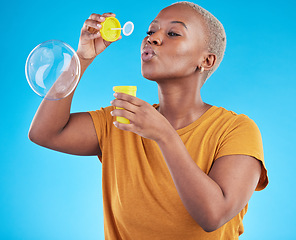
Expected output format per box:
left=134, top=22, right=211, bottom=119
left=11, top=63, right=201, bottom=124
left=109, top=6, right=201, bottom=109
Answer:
left=141, top=4, right=209, bottom=81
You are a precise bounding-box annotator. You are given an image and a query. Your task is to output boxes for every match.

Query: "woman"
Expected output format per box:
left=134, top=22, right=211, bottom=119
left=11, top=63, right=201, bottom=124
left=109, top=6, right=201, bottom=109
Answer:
left=29, top=1, right=268, bottom=239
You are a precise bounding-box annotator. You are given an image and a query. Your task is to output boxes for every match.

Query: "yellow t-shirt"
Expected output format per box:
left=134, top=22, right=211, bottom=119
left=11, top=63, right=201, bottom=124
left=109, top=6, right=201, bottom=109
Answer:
left=89, top=105, right=268, bottom=240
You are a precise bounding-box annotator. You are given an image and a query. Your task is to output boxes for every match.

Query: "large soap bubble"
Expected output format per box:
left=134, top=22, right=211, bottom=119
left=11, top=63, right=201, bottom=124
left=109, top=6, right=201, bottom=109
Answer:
left=25, top=40, right=80, bottom=100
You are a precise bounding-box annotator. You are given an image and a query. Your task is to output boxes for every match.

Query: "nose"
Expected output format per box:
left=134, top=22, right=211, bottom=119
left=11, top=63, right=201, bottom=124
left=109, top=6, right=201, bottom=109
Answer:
left=147, top=33, right=162, bottom=46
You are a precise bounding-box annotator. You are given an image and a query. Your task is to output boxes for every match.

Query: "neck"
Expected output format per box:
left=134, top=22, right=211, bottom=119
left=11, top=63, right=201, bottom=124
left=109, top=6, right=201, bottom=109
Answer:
left=157, top=76, right=211, bottom=130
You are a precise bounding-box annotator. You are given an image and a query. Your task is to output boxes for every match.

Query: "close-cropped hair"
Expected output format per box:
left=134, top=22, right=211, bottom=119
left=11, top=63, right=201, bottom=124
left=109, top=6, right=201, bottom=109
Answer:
left=172, top=1, right=227, bottom=80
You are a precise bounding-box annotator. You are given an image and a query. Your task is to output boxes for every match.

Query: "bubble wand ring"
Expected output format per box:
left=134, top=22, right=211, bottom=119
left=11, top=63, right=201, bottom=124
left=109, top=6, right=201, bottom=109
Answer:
left=111, top=21, right=134, bottom=36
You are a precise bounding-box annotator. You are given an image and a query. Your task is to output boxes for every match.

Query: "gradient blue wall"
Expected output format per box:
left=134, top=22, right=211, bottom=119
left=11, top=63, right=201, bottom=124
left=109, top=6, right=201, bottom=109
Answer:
left=1, top=0, right=295, bottom=239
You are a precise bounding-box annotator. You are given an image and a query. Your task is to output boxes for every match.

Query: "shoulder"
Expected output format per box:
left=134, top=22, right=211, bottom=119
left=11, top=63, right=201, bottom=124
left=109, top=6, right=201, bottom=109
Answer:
left=209, top=106, right=263, bottom=158
left=90, top=105, right=115, bottom=115
left=88, top=106, right=116, bottom=143
left=88, top=106, right=115, bottom=122
left=212, top=106, right=264, bottom=159
left=211, top=106, right=259, bottom=130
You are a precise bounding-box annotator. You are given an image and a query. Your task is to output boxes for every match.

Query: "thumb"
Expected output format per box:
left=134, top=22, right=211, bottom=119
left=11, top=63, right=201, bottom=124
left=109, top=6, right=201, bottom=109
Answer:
left=103, top=35, right=122, bottom=47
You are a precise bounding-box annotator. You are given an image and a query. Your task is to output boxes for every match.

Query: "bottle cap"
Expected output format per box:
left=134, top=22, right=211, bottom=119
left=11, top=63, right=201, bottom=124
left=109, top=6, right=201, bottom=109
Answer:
left=113, top=86, right=137, bottom=95
left=100, top=17, right=121, bottom=42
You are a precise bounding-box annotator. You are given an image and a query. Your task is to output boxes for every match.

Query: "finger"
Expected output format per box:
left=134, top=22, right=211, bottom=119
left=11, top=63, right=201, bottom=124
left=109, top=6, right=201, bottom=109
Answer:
left=115, top=35, right=123, bottom=42
left=101, top=12, right=116, bottom=18
left=113, top=121, right=134, bottom=132
left=89, top=12, right=115, bottom=22
left=84, top=12, right=116, bottom=40
left=89, top=13, right=106, bottom=22
left=86, top=26, right=99, bottom=35
left=102, top=34, right=121, bottom=45
left=113, top=93, right=143, bottom=106
left=83, top=19, right=102, bottom=31
left=111, top=109, right=136, bottom=122
left=111, top=99, right=138, bottom=113
left=81, top=30, right=101, bottom=41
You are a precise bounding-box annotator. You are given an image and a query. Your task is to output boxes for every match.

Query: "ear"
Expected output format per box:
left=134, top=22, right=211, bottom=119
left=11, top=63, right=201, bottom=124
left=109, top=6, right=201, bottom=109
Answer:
left=202, top=53, right=217, bottom=71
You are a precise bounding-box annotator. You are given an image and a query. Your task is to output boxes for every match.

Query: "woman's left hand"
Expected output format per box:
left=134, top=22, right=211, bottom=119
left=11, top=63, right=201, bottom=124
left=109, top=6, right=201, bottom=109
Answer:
left=110, top=92, right=173, bottom=142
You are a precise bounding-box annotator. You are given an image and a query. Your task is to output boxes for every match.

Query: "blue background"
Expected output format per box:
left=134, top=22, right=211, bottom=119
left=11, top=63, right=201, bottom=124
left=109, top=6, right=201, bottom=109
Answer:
left=1, top=0, right=295, bottom=239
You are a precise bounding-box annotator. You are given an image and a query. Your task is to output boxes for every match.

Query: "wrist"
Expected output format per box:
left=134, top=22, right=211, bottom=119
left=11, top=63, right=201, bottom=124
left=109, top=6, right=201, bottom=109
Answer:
left=155, top=123, right=178, bottom=146
left=77, top=53, right=94, bottom=65
left=77, top=53, right=95, bottom=75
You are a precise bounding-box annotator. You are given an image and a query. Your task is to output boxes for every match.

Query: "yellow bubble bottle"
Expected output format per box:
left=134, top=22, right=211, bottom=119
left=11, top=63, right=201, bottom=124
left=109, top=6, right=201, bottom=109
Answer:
left=113, top=86, right=137, bottom=124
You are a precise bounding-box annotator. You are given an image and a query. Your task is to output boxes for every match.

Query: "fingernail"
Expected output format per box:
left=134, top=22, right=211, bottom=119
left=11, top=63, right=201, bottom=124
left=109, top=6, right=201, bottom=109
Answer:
left=113, top=92, right=118, bottom=98
left=97, top=24, right=101, bottom=28
left=100, top=16, right=105, bottom=20
left=110, top=111, right=114, bottom=116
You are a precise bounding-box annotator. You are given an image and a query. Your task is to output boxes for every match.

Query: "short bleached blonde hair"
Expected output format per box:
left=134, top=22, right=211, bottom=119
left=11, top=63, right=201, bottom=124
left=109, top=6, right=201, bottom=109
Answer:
left=172, top=1, right=227, bottom=80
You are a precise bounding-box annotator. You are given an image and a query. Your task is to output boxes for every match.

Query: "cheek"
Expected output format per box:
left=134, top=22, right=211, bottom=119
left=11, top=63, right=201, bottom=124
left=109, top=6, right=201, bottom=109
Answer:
left=167, top=42, right=198, bottom=64
left=163, top=43, right=198, bottom=73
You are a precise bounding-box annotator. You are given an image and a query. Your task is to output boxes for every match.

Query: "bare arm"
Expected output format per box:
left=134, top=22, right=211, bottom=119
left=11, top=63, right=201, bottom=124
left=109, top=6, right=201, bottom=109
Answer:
left=156, top=132, right=261, bottom=232
left=28, top=56, right=100, bottom=155
left=110, top=93, right=262, bottom=232
left=29, top=12, right=118, bottom=156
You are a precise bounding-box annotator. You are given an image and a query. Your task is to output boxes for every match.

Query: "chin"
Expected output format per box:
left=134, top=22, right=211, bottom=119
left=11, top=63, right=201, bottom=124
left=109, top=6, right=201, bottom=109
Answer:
left=141, top=72, right=157, bottom=81
left=141, top=63, right=157, bottom=81
left=141, top=61, right=191, bottom=82
left=141, top=61, right=167, bottom=81
left=141, top=68, right=165, bottom=82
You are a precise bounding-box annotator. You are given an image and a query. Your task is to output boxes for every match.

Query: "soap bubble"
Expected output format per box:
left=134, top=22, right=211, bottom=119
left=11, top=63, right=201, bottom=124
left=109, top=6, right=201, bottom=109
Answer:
left=25, top=40, right=80, bottom=100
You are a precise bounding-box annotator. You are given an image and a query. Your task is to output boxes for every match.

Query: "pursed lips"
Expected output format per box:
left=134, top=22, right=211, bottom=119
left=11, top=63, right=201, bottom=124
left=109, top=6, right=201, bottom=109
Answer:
left=141, top=44, right=156, bottom=62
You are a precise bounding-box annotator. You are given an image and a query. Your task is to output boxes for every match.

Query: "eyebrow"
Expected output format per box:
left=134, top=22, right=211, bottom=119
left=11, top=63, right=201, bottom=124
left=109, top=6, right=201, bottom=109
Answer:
left=151, top=20, right=188, bottom=30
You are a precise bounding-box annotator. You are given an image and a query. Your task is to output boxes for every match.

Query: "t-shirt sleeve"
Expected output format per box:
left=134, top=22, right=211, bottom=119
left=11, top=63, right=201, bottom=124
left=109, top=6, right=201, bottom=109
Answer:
left=215, top=115, right=268, bottom=191
left=88, top=106, right=114, bottom=162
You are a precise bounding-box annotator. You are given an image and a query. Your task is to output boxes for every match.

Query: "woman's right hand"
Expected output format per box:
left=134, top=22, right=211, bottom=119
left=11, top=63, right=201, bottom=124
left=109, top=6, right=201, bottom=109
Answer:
left=77, top=12, right=121, bottom=60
